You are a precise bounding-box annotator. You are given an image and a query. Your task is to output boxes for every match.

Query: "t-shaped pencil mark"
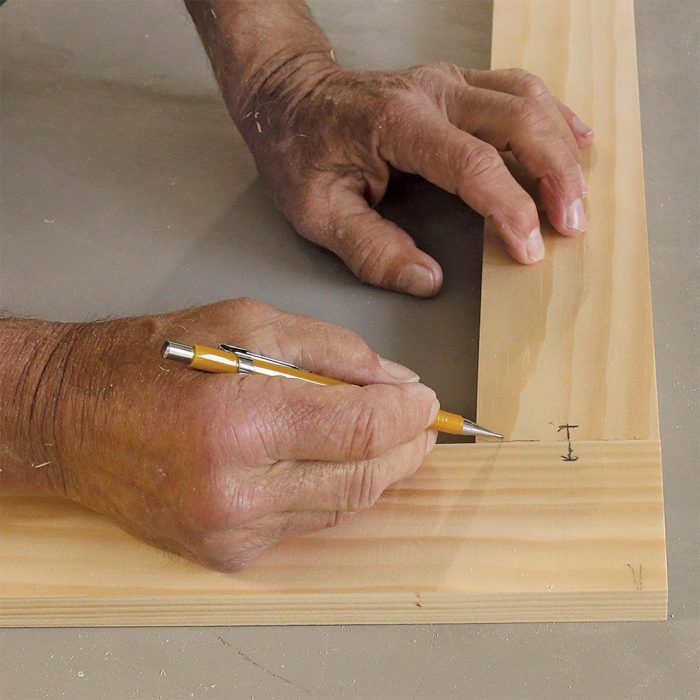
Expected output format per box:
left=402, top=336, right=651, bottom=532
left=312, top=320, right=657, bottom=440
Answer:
left=557, top=424, right=579, bottom=461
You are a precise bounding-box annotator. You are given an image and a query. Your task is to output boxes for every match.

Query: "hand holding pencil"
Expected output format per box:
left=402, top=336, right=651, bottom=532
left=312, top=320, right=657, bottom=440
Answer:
left=161, top=341, right=502, bottom=438
left=11, top=298, right=453, bottom=571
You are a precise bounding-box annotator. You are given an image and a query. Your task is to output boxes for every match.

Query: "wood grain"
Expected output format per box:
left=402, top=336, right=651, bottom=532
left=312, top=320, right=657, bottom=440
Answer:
left=0, top=441, right=667, bottom=626
left=0, top=0, right=667, bottom=626
left=477, top=0, right=660, bottom=442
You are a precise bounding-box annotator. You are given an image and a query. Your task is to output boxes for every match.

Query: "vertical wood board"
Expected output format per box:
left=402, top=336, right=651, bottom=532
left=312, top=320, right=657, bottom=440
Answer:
left=477, top=0, right=659, bottom=442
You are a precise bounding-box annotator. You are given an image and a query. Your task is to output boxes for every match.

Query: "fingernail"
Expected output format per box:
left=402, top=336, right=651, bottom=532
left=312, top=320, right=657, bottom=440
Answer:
left=379, top=357, right=420, bottom=383
left=527, top=227, right=545, bottom=262
left=572, top=115, right=593, bottom=138
left=565, top=198, right=587, bottom=232
left=396, top=263, right=435, bottom=296
left=429, top=398, right=440, bottom=424
left=425, top=430, right=438, bottom=455
left=577, top=164, right=589, bottom=196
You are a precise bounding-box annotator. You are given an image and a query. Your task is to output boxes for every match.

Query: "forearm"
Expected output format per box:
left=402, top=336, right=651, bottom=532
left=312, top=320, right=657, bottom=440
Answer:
left=184, top=0, right=338, bottom=138
left=0, top=318, right=77, bottom=492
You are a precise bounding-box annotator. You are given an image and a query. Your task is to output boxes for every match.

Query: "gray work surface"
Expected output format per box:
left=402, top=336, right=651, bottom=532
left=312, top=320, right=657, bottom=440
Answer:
left=0, top=1, right=698, bottom=698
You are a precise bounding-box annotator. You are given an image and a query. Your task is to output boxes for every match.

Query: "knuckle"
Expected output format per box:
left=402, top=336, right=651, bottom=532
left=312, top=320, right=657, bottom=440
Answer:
left=322, top=323, right=373, bottom=362
left=342, top=463, right=384, bottom=511
left=346, top=399, right=388, bottom=460
left=513, top=97, right=550, bottom=133
left=459, top=143, right=503, bottom=181
left=206, top=296, right=277, bottom=337
left=229, top=296, right=274, bottom=322
left=510, top=68, right=549, bottom=98
left=343, top=228, right=379, bottom=278
left=346, top=233, right=394, bottom=286
left=377, top=91, right=424, bottom=126
left=231, top=295, right=262, bottom=311
left=410, top=61, right=463, bottom=85
left=180, top=469, right=240, bottom=533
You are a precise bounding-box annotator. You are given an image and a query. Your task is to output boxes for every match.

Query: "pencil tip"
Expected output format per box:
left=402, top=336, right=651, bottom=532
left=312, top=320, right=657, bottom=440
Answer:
left=461, top=419, right=504, bottom=439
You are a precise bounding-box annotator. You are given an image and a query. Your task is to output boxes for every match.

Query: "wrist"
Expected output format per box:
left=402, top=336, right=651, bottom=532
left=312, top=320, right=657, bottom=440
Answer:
left=0, top=319, right=83, bottom=493
left=228, top=51, right=340, bottom=141
left=186, top=0, right=339, bottom=136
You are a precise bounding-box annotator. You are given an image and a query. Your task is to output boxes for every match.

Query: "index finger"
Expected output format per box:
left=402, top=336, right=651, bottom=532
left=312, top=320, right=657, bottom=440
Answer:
left=463, top=68, right=595, bottom=149
left=220, top=374, right=439, bottom=463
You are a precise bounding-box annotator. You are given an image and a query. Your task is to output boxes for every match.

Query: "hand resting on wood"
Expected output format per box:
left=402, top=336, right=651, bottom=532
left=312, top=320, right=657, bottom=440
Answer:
left=1, top=299, right=437, bottom=571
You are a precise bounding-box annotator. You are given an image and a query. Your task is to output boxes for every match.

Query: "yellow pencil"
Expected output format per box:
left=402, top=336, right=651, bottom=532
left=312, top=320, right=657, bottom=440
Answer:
left=161, top=341, right=503, bottom=438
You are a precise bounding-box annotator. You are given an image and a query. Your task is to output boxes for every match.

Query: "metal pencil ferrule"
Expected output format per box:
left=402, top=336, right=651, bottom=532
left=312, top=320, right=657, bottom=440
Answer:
left=218, top=344, right=299, bottom=375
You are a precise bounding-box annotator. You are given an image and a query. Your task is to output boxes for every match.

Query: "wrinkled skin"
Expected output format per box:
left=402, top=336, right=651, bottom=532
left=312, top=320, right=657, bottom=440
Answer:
left=12, top=299, right=437, bottom=571
left=234, top=61, right=593, bottom=296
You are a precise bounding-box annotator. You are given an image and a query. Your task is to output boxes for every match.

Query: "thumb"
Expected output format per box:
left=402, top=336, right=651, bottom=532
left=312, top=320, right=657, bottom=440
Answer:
left=302, top=186, right=443, bottom=297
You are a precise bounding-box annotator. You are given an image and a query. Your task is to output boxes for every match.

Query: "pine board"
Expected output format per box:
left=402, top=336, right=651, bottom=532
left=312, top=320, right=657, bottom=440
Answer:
left=0, top=0, right=667, bottom=626
left=477, top=0, right=659, bottom=442
left=1, top=441, right=666, bottom=626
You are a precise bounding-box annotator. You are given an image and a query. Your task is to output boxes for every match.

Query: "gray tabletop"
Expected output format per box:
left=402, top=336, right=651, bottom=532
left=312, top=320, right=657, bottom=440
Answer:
left=1, top=1, right=698, bottom=698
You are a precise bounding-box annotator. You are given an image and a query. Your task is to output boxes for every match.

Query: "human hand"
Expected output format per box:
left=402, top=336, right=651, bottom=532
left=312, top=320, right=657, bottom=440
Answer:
left=234, top=62, right=593, bottom=296
left=15, top=299, right=437, bottom=571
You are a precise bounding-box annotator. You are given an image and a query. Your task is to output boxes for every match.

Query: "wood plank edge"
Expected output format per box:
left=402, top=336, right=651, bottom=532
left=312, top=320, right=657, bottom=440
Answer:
left=0, top=591, right=667, bottom=627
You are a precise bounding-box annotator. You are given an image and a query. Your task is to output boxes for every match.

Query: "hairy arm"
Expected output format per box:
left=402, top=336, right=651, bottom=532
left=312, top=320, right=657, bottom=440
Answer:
left=185, top=0, right=337, bottom=132
left=0, top=318, right=75, bottom=492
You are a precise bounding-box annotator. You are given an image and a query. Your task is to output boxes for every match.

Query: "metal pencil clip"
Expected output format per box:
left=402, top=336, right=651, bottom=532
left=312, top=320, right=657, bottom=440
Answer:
left=218, top=344, right=299, bottom=375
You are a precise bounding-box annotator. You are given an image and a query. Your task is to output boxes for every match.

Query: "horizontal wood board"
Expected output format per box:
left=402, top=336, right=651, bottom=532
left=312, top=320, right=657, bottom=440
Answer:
left=1, top=441, right=666, bottom=626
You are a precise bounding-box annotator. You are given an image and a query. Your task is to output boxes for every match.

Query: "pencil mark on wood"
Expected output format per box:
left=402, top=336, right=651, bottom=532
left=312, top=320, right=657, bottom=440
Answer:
left=557, top=424, right=579, bottom=461
left=627, top=563, right=643, bottom=591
